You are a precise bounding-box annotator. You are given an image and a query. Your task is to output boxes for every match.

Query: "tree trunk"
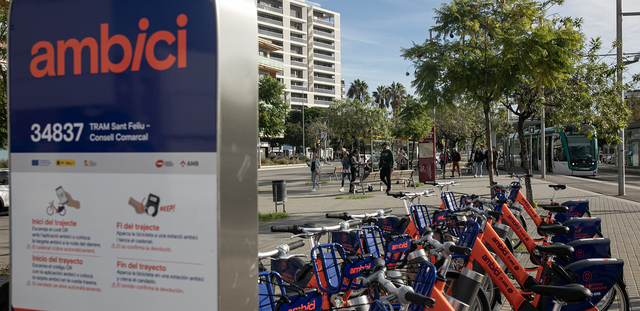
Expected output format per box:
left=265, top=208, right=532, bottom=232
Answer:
left=517, top=119, right=534, bottom=203
left=483, top=103, right=494, bottom=192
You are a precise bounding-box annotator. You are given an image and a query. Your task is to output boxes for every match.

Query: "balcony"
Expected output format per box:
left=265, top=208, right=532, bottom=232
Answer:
left=313, top=30, right=334, bottom=38
left=313, top=19, right=334, bottom=27
left=291, top=74, right=305, bottom=80
left=270, top=56, right=284, bottom=62
left=314, top=88, right=335, bottom=95
left=314, top=65, right=335, bottom=72
left=259, top=56, right=284, bottom=70
left=290, top=60, right=307, bottom=67
left=312, top=41, right=334, bottom=50
left=314, top=99, right=334, bottom=105
left=290, top=36, right=306, bottom=44
left=258, top=29, right=283, bottom=39
left=257, top=3, right=283, bottom=14
left=313, top=76, right=334, bottom=84
left=291, top=85, right=307, bottom=91
left=313, top=53, right=334, bottom=61
left=258, top=16, right=283, bottom=27
left=291, top=97, right=308, bottom=103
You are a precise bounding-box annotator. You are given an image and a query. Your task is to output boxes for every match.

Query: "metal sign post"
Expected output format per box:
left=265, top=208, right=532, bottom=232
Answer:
left=8, top=1, right=258, bottom=310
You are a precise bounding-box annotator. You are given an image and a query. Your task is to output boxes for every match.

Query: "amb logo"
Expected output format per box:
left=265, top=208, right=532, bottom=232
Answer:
left=30, top=14, right=188, bottom=78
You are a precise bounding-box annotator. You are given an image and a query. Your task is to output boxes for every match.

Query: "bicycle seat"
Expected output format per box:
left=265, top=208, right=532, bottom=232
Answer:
left=540, top=204, right=568, bottom=214
left=528, top=284, right=591, bottom=303
left=534, top=243, right=573, bottom=257
left=548, top=184, right=567, bottom=190
left=537, top=224, right=570, bottom=236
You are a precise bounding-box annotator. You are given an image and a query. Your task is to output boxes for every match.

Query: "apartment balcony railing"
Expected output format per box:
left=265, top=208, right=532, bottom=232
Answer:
left=291, top=97, right=308, bottom=103
left=291, top=74, right=305, bottom=79
left=291, top=85, right=307, bottom=91
left=312, top=41, right=334, bottom=50
left=259, top=56, right=284, bottom=70
left=276, top=71, right=283, bottom=77
left=314, top=99, right=334, bottom=105
left=257, top=3, right=283, bottom=14
left=313, top=30, right=334, bottom=38
left=313, top=76, right=334, bottom=84
left=314, top=88, right=335, bottom=95
left=270, top=56, right=284, bottom=62
left=313, top=53, right=334, bottom=61
left=313, top=19, right=334, bottom=27
left=290, top=60, right=307, bottom=67
left=313, top=65, right=335, bottom=72
left=290, top=36, right=306, bottom=44
left=258, top=16, right=283, bottom=27
left=258, top=29, right=283, bottom=39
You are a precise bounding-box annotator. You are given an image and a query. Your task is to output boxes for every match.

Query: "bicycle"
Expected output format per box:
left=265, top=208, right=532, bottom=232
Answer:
left=46, top=201, right=66, bottom=216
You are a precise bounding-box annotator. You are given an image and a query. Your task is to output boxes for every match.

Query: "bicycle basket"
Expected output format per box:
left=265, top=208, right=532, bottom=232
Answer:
left=410, top=204, right=431, bottom=233
left=441, top=191, right=458, bottom=212
left=359, top=226, right=386, bottom=259
left=311, top=243, right=348, bottom=295
left=409, top=261, right=437, bottom=311
left=457, top=220, right=480, bottom=249
left=258, top=271, right=286, bottom=311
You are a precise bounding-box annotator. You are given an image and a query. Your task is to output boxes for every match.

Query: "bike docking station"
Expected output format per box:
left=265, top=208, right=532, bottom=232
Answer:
left=8, top=1, right=258, bottom=310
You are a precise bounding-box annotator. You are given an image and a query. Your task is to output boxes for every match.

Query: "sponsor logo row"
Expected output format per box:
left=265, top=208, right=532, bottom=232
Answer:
left=31, top=159, right=200, bottom=168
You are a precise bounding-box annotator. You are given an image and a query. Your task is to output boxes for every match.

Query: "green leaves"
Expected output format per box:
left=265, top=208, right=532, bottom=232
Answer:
left=258, top=75, right=288, bottom=139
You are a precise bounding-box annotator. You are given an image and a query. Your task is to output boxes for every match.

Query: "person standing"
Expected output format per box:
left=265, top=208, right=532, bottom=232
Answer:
left=349, top=149, right=359, bottom=193
left=396, top=148, right=409, bottom=170
left=492, top=146, right=499, bottom=176
left=379, top=142, right=394, bottom=194
left=340, top=151, right=351, bottom=192
left=308, top=152, right=321, bottom=191
left=451, top=148, right=461, bottom=177
left=473, top=148, right=484, bottom=177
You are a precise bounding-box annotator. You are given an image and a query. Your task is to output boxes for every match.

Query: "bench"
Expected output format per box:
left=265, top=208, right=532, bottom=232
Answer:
left=327, top=167, right=340, bottom=181
left=436, top=162, right=472, bottom=176
left=352, top=169, right=416, bottom=194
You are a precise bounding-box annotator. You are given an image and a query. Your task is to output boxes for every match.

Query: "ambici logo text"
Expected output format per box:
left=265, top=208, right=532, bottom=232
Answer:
left=30, top=14, right=188, bottom=78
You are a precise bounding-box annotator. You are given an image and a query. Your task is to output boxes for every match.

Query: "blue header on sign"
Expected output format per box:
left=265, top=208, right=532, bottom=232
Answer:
left=9, top=0, right=217, bottom=153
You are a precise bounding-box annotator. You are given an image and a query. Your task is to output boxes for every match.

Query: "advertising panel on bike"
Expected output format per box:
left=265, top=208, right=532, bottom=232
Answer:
left=7, top=1, right=256, bottom=310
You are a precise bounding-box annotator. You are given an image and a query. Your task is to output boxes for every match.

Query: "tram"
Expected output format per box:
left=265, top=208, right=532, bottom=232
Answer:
left=504, top=125, right=597, bottom=176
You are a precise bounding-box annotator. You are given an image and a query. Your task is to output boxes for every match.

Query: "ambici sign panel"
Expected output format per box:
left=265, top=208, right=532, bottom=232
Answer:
left=9, top=1, right=220, bottom=310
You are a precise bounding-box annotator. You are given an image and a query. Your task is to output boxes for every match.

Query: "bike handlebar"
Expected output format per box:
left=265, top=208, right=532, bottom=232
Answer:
left=404, top=290, right=436, bottom=308
left=258, top=240, right=306, bottom=259
left=326, top=212, right=350, bottom=220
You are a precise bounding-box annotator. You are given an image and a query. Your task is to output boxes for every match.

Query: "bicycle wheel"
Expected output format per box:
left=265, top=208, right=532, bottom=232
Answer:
left=595, top=277, right=630, bottom=311
left=46, top=205, right=54, bottom=215
left=470, top=286, right=490, bottom=311
left=480, top=273, right=501, bottom=311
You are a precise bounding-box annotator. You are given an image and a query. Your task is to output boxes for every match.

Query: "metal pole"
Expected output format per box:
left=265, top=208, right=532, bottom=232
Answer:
left=617, top=0, right=626, bottom=195
left=302, top=103, right=305, bottom=157
left=541, top=108, right=546, bottom=178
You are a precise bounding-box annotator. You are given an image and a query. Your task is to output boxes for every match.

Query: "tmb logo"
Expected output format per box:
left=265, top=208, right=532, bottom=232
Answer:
left=30, top=14, right=188, bottom=78
left=156, top=160, right=164, bottom=168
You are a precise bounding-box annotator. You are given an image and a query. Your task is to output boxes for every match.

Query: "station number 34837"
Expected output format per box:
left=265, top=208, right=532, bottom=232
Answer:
left=31, top=123, right=84, bottom=142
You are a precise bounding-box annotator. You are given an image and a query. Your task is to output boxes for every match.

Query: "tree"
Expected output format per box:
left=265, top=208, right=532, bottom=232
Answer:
left=346, top=79, right=369, bottom=103
left=258, top=75, right=288, bottom=139
left=372, top=85, right=389, bottom=110
left=326, top=98, right=391, bottom=153
left=403, top=0, right=583, bottom=190
left=0, top=1, right=9, bottom=150
left=395, top=96, right=434, bottom=163
left=388, top=82, right=406, bottom=119
left=283, top=107, right=327, bottom=149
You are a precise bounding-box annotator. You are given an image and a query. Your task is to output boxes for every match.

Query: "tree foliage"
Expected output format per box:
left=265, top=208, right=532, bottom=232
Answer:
left=326, top=99, right=391, bottom=152
left=395, top=95, right=433, bottom=142
left=403, top=0, right=583, bottom=189
left=346, top=79, right=369, bottom=103
left=258, top=75, right=288, bottom=139
left=0, top=1, right=8, bottom=150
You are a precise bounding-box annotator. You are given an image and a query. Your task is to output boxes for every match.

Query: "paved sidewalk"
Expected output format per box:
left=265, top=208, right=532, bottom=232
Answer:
left=259, top=167, right=640, bottom=310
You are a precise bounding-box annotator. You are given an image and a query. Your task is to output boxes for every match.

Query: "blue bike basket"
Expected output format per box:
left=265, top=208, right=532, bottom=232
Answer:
left=508, top=182, right=521, bottom=201
left=409, top=261, right=437, bottom=311
left=311, top=243, right=348, bottom=295
left=441, top=191, right=458, bottom=212
left=410, top=204, right=431, bottom=233
left=258, top=271, right=286, bottom=311
left=385, top=235, right=412, bottom=266
left=359, top=226, right=386, bottom=259
left=458, top=220, right=480, bottom=249
left=492, top=192, right=507, bottom=213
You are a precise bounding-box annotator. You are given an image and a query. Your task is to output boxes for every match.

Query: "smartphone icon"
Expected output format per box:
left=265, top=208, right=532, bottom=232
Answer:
left=56, top=186, right=68, bottom=205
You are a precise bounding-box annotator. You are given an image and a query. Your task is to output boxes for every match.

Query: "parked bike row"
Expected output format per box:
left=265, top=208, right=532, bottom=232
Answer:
left=258, top=173, right=628, bottom=311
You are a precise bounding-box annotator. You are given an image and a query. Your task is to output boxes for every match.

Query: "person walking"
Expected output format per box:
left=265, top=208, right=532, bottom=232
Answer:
left=492, top=146, right=499, bottom=176
left=451, top=148, right=461, bottom=177
left=473, top=148, right=484, bottom=177
left=340, top=150, right=351, bottom=192
left=349, top=149, right=359, bottom=193
left=379, top=142, right=394, bottom=194
left=308, top=152, right=321, bottom=191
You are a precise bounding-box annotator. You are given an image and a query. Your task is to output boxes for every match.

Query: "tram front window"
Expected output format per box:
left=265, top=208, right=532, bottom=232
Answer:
left=566, top=136, right=595, bottom=167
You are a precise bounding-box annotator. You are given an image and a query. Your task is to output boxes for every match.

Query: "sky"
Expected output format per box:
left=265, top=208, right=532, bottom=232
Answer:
left=311, top=0, right=640, bottom=95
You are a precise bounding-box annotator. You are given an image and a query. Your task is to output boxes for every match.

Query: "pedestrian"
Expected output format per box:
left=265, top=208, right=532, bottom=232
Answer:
left=379, top=142, right=394, bottom=194
left=492, top=147, right=499, bottom=176
left=349, top=149, right=359, bottom=193
left=308, top=151, right=321, bottom=191
left=473, top=148, right=484, bottom=177
left=439, top=150, right=447, bottom=175
left=451, top=148, right=461, bottom=177
left=396, top=148, right=409, bottom=170
left=340, top=150, right=351, bottom=192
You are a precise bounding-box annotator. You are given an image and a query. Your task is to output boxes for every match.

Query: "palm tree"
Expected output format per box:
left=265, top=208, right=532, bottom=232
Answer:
left=347, top=79, right=369, bottom=103
left=372, top=85, right=390, bottom=109
left=388, top=82, right=406, bottom=118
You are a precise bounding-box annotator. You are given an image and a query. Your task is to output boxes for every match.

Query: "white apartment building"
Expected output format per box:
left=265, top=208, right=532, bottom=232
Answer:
left=257, top=0, right=343, bottom=110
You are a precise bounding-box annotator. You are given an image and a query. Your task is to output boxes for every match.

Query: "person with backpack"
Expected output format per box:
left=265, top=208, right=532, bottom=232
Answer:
left=451, top=148, right=461, bottom=177
left=473, top=148, right=484, bottom=177
left=379, top=142, right=394, bottom=194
